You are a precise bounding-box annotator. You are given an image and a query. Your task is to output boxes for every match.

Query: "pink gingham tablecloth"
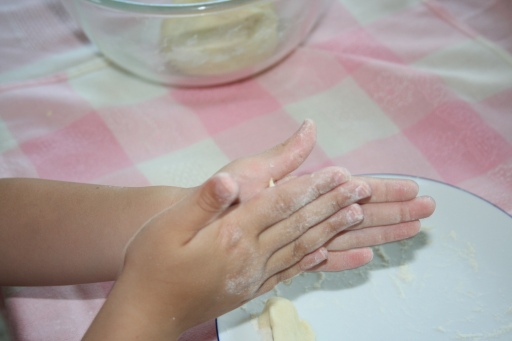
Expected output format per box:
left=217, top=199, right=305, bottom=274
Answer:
left=0, top=0, right=511, bottom=340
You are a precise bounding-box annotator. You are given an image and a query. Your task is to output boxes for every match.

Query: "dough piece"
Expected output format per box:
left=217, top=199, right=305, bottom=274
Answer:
left=160, top=0, right=279, bottom=76
left=258, top=297, right=315, bottom=341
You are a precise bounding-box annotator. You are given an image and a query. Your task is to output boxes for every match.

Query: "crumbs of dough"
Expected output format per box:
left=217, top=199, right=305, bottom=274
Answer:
left=312, top=272, right=325, bottom=289
left=449, top=230, right=457, bottom=240
left=374, top=246, right=390, bottom=266
left=455, top=323, right=512, bottom=339
left=451, top=241, right=479, bottom=272
left=397, top=264, right=415, bottom=283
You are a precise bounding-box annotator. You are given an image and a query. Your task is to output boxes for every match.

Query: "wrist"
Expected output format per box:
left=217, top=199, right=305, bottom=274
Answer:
left=84, top=271, right=185, bottom=340
left=107, top=185, right=191, bottom=281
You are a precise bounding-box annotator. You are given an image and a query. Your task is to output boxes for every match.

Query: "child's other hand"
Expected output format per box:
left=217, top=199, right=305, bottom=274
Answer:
left=114, top=166, right=367, bottom=337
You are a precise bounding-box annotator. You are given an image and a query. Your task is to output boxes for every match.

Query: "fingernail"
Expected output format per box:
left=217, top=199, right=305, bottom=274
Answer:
left=313, top=167, right=351, bottom=194
left=214, top=173, right=239, bottom=203
left=301, top=247, right=328, bottom=271
left=297, top=119, right=315, bottom=137
left=346, top=204, right=364, bottom=225
left=318, top=247, right=328, bottom=261
left=301, top=119, right=313, bottom=130
left=334, top=167, right=351, bottom=184
left=354, top=183, right=371, bottom=200
left=313, top=247, right=328, bottom=264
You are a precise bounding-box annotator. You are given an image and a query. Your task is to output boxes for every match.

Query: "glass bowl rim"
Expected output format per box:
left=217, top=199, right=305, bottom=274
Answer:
left=76, top=0, right=270, bottom=14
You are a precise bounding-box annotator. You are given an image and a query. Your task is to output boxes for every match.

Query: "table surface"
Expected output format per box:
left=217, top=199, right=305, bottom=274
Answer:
left=1, top=0, right=511, bottom=340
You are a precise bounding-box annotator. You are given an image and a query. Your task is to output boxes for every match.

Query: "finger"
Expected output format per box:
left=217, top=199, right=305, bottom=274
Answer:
left=257, top=247, right=374, bottom=295
left=165, top=173, right=239, bottom=243
left=256, top=261, right=307, bottom=295
left=244, top=167, right=350, bottom=235
left=299, top=247, right=329, bottom=271
left=354, top=176, right=419, bottom=203
left=324, top=221, right=422, bottom=251
left=264, top=203, right=364, bottom=275
left=353, top=196, right=435, bottom=230
left=307, top=248, right=374, bottom=272
left=259, top=178, right=370, bottom=249
left=262, top=119, right=317, bottom=181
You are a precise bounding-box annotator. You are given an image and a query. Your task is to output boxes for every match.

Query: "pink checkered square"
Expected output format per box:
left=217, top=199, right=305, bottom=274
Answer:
left=5, top=283, right=111, bottom=341
left=350, top=64, right=456, bottom=129
left=258, top=48, right=348, bottom=106
left=20, top=112, right=133, bottom=182
left=98, top=95, right=208, bottom=163
left=0, top=82, right=92, bottom=142
left=404, top=101, right=512, bottom=183
left=171, top=79, right=282, bottom=135
left=460, top=158, right=512, bottom=215
left=314, top=28, right=404, bottom=73
left=365, top=4, right=468, bottom=63
left=331, top=133, right=441, bottom=178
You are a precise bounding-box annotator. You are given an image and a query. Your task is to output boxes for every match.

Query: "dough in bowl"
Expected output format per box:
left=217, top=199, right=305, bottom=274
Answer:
left=160, top=0, right=279, bottom=76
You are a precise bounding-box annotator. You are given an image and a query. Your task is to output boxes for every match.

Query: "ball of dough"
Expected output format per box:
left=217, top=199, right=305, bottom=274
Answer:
left=258, top=297, right=316, bottom=341
left=160, top=0, right=279, bottom=76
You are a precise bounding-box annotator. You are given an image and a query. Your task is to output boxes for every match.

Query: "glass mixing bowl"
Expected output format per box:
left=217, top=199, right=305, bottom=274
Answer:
left=65, top=0, right=332, bottom=86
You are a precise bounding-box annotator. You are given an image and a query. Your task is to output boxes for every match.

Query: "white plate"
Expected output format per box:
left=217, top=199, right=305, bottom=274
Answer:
left=217, top=175, right=512, bottom=341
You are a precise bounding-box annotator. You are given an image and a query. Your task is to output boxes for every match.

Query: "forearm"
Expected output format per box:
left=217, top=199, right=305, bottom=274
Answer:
left=0, top=178, right=188, bottom=286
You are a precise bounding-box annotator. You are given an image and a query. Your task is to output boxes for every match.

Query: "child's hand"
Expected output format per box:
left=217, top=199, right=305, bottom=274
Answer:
left=310, top=176, right=436, bottom=271
left=86, top=166, right=372, bottom=340
left=214, top=120, right=436, bottom=272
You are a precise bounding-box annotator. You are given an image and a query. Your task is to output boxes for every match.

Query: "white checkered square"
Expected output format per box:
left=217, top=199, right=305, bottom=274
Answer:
left=414, top=39, right=512, bottom=102
left=285, top=77, right=399, bottom=158
left=137, top=138, right=230, bottom=187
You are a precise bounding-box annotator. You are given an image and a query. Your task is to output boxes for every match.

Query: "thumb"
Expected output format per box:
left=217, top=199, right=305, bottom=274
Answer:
left=173, top=172, right=240, bottom=242
left=122, top=173, right=239, bottom=271
left=195, top=172, right=239, bottom=217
